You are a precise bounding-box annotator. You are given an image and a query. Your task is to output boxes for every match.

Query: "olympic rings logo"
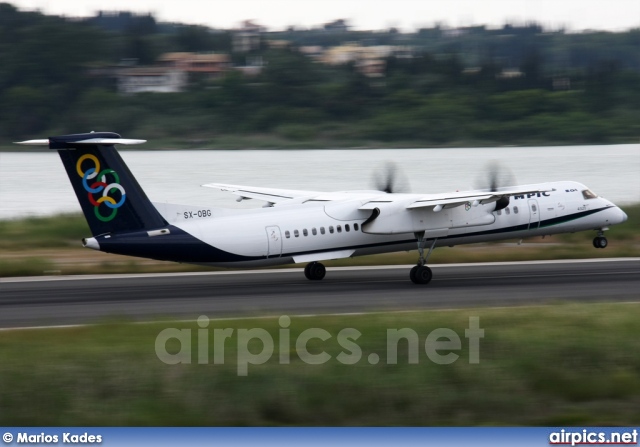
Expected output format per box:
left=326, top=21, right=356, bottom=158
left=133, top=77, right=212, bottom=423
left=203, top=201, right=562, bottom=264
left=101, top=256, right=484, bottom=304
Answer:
left=76, top=154, right=126, bottom=222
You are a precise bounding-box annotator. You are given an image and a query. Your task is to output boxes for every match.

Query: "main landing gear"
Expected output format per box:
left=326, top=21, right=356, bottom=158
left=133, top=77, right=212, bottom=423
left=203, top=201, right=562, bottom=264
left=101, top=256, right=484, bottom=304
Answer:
left=593, top=229, right=608, bottom=249
left=304, top=261, right=326, bottom=280
left=410, top=233, right=437, bottom=285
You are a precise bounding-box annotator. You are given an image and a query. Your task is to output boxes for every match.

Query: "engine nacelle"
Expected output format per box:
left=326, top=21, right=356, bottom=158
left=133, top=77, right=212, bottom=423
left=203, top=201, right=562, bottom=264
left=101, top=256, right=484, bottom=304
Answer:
left=362, top=201, right=496, bottom=235
left=361, top=203, right=423, bottom=234
left=493, top=196, right=510, bottom=212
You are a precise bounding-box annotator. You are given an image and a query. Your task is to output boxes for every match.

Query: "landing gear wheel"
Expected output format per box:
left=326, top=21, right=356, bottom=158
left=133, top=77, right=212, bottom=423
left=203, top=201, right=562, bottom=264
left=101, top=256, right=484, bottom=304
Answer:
left=304, top=262, right=326, bottom=280
left=311, top=262, right=326, bottom=280
left=410, top=266, right=419, bottom=284
left=304, top=263, right=313, bottom=279
left=593, top=236, right=608, bottom=249
left=410, top=265, right=432, bottom=285
left=412, top=232, right=437, bottom=284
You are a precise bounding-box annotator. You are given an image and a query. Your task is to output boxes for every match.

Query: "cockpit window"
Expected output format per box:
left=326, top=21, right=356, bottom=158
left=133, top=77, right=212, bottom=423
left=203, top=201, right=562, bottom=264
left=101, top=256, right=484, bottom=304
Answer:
left=582, top=189, right=598, bottom=200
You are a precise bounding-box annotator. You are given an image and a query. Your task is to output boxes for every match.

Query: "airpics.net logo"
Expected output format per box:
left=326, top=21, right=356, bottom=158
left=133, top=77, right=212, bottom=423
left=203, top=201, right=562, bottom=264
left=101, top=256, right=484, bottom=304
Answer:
left=549, top=429, right=638, bottom=446
left=155, top=315, right=484, bottom=376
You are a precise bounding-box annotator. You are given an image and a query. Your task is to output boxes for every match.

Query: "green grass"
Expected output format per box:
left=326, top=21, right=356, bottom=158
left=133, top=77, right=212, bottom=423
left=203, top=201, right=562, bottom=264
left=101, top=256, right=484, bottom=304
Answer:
left=0, top=214, right=91, bottom=250
left=0, top=258, right=56, bottom=277
left=0, top=204, right=637, bottom=276
left=1, top=303, right=640, bottom=425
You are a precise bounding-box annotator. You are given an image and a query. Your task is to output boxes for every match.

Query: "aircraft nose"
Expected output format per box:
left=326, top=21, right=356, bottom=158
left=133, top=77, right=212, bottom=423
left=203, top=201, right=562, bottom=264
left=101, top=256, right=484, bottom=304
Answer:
left=606, top=206, right=627, bottom=225
left=620, top=208, right=628, bottom=223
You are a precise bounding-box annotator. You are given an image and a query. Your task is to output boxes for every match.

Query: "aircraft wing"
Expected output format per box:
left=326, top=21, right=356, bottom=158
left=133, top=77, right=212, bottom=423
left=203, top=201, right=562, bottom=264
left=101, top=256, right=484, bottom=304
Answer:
left=202, top=182, right=324, bottom=203
left=405, top=186, right=554, bottom=209
left=204, top=181, right=554, bottom=209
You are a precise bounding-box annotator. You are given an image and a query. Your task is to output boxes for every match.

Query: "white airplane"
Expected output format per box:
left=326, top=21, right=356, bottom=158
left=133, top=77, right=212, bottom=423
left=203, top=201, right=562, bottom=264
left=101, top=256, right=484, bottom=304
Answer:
left=18, top=132, right=628, bottom=284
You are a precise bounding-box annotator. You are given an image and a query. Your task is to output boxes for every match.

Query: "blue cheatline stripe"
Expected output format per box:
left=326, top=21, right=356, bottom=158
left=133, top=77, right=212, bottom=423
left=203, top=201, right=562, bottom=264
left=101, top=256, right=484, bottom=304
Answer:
left=0, top=427, right=635, bottom=446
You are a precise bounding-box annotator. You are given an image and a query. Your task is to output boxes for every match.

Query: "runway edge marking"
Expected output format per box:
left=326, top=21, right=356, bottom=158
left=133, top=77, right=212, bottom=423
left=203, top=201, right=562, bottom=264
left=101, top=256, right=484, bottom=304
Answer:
left=2, top=301, right=640, bottom=333
left=2, top=257, right=639, bottom=283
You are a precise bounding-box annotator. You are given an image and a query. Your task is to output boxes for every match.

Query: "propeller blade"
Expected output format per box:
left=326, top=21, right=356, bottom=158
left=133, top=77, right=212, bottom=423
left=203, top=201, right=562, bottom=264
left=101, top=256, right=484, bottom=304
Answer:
left=475, top=160, right=515, bottom=192
left=372, top=161, right=410, bottom=194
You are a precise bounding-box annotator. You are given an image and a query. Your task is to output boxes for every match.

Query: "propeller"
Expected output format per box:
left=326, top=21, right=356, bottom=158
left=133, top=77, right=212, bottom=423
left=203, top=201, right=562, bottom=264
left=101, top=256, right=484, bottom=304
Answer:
left=372, top=161, right=411, bottom=194
left=475, top=160, right=516, bottom=192
left=474, top=160, right=516, bottom=211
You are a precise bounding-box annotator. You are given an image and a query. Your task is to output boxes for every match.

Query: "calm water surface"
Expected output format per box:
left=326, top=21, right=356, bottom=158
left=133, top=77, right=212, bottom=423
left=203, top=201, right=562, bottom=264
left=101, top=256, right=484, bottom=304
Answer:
left=1, top=144, right=638, bottom=220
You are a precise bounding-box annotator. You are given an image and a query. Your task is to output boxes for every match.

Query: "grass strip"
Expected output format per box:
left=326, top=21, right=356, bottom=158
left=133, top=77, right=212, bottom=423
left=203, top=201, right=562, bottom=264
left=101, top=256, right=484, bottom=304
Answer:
left=1, top=303, right=639, bottom=426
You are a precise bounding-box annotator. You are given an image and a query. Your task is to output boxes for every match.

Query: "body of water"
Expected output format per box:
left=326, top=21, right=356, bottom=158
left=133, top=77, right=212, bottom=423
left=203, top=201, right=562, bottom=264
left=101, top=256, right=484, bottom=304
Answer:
left=1, top=144, right=639, bottom=220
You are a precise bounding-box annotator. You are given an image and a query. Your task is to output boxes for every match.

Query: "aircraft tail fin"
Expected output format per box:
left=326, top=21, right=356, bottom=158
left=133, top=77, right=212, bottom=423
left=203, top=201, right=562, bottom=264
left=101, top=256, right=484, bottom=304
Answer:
left=16, top=132, right=167, bottom=236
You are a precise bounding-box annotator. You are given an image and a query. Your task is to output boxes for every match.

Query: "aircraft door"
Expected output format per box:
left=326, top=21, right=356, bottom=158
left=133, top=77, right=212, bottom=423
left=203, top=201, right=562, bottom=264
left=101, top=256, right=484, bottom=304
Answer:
left=528, top=199, right=540, bottom=230
left=265, top=226, right=282, bottom=258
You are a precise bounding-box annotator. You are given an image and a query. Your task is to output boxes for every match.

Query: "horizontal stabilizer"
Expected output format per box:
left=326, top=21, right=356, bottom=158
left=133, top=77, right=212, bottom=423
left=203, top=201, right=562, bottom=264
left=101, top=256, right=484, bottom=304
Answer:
left=15, top=138, right=146, bottom=146
left=72, top=138, right=146, bottom=145
left=14, top=139, right=49, bottom=145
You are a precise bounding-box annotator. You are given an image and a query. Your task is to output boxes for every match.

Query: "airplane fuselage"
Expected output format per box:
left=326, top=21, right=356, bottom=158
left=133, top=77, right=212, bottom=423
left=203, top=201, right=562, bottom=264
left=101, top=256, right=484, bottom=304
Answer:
left=86, top=180, right=628, bottom=267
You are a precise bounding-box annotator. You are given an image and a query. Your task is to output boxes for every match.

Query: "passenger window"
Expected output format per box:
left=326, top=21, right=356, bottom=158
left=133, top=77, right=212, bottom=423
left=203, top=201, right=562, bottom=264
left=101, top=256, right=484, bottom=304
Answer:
left=514, top=206, right=518, bottom=214
left=505, top=207, right=511, bottom=215
left=312, top=228, right=317, bottom=235
left=285, top=230, right=290, bottom=238
left=329, top=226, right=334, bottom=234
left=532, top=205, right=537, bottom=212
left=303, top=229, right=308, bottom=236
left=582, top=189, right=597, bottom=200
left=294, top=230, right=299, bottom=237
left=354, top=223, right=359, bottom=231
left=320, top=227, right=325, bottom=235
left=345, top=224, right=350, bottom=232
left=337, top=225, right=342, bottom=233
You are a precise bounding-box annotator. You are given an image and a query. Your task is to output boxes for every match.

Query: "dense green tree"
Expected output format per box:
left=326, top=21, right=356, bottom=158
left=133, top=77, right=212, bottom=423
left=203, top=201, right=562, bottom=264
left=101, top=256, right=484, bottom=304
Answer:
left=174, top=26, right=231, bottom=53
left=0, top=3, right=639, bottom=145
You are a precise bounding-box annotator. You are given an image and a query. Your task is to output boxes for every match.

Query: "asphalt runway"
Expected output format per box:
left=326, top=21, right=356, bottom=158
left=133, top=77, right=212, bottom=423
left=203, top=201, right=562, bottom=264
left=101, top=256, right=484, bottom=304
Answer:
left=1, top=259, right=639, bottom=329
